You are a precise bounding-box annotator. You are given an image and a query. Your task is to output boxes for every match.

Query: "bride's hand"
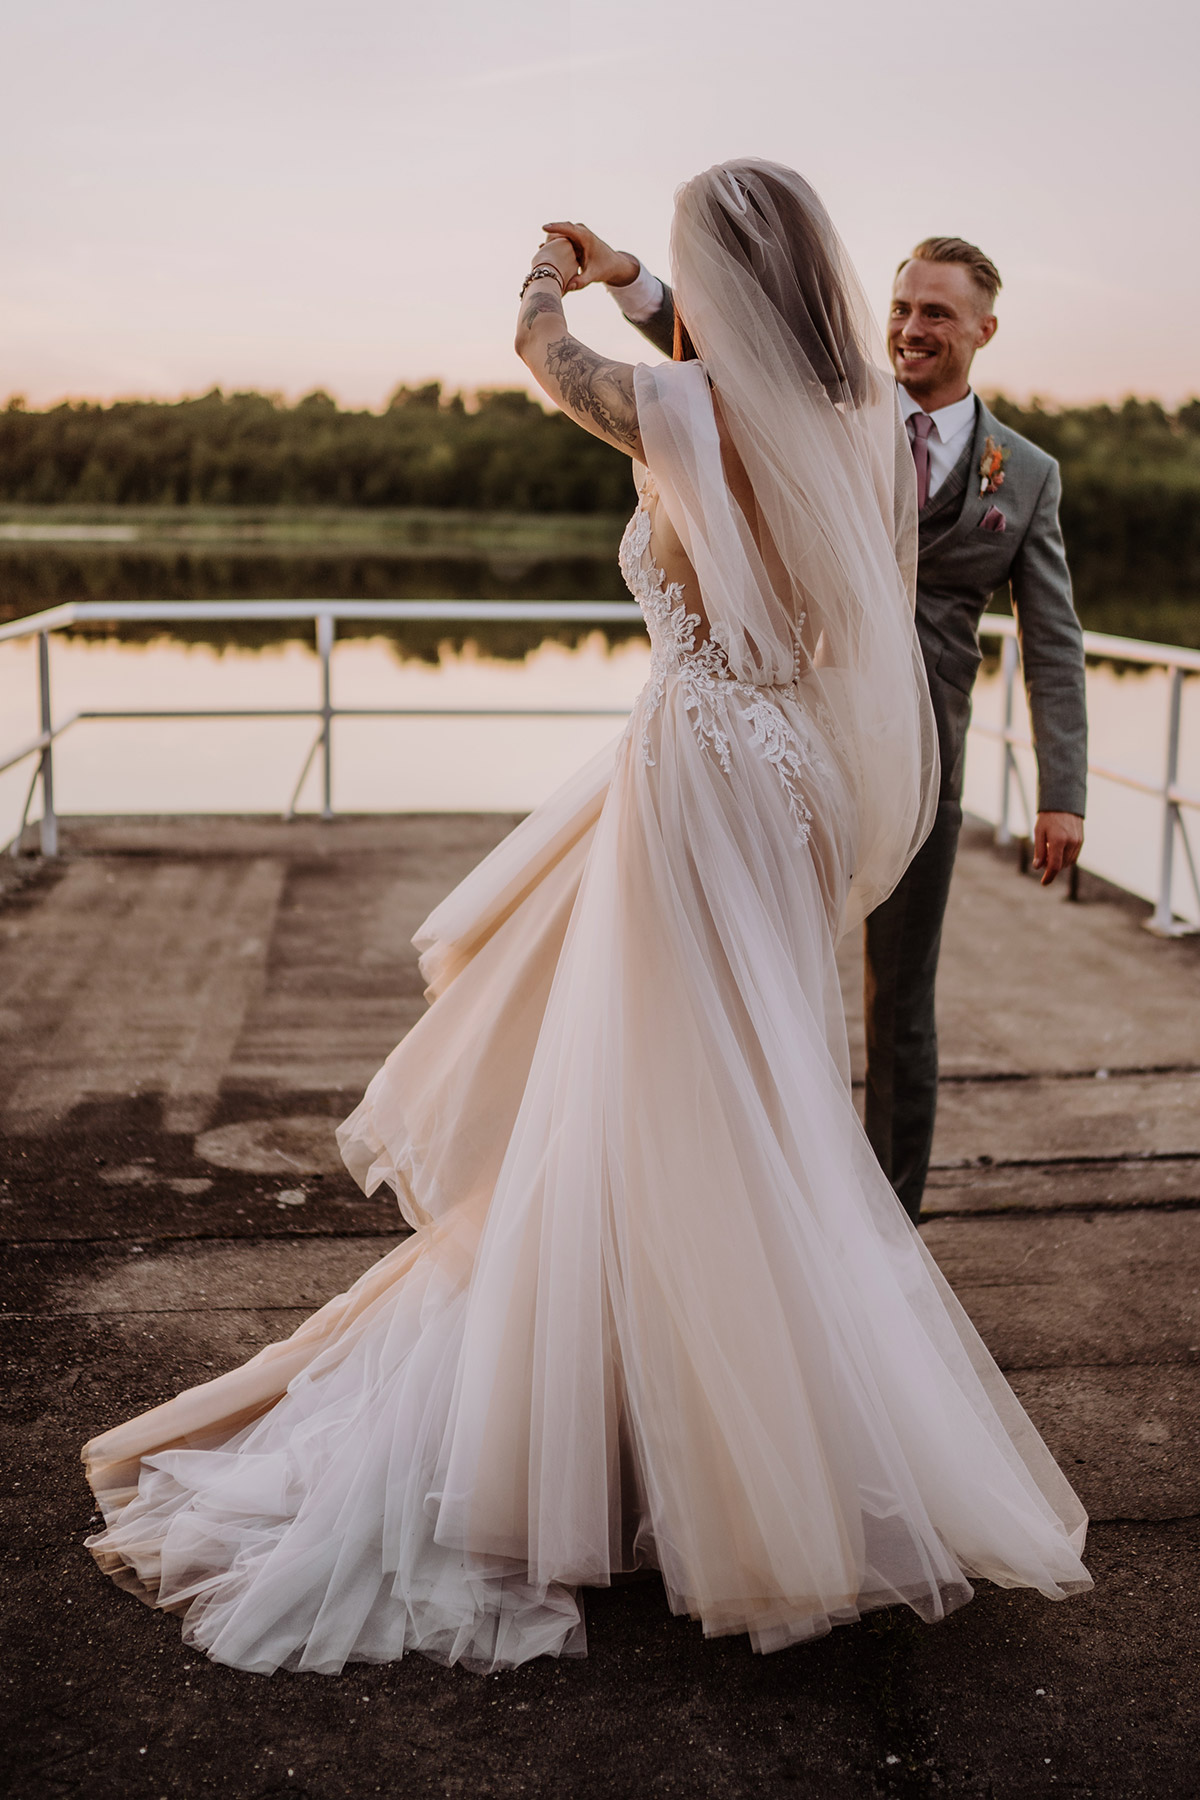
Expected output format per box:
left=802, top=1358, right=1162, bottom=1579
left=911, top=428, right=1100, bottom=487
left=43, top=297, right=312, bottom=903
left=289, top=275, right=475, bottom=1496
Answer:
left=541, top=222, right=640, bottom=293
left=529, top=234, right=580, bottom=292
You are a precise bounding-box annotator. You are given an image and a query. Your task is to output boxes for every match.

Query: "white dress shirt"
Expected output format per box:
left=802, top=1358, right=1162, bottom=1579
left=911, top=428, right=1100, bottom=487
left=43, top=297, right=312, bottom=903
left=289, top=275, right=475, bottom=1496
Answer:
left=609, top=262, right=666, bottom=325
left=897, top=386, right=977, bottom=500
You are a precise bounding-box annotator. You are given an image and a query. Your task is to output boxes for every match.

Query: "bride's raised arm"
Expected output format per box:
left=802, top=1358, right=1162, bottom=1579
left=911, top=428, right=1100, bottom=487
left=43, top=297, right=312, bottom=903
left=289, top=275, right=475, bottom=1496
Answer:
left=515, top=235, right=645, bottom=462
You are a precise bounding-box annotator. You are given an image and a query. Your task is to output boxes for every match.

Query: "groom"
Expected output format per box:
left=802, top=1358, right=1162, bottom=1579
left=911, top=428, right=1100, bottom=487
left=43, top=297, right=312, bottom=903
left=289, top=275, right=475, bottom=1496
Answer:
left=547, top=221, right=1088, bottom=1225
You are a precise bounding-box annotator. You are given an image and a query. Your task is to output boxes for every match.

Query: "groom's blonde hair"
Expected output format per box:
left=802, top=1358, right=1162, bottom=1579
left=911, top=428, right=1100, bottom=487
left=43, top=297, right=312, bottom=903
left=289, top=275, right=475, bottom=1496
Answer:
left=899, top=238, right=1002, bottom=310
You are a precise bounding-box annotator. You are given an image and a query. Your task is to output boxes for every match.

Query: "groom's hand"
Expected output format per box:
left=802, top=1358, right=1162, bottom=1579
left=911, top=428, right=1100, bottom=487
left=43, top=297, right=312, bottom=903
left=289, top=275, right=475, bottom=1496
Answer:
left=541, top=222, right=640, bottom=293
left=1032, top=811, right=1084, bottom=886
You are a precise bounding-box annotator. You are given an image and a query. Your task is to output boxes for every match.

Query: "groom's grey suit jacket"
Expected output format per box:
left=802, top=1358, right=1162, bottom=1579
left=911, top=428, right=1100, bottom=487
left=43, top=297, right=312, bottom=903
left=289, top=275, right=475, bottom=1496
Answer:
left=915, top=397, right=1086, bottom=813
left=627, top=288, right=1088, bottom=818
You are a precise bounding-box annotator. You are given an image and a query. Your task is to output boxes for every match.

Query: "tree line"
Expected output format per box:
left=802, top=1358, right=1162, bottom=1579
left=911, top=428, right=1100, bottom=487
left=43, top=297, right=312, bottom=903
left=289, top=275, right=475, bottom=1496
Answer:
left=988, top=395, right=1200, bottom=621
left=1, top=386, right=1198, bottom=617
left=0, top=385, right=632, bottom=514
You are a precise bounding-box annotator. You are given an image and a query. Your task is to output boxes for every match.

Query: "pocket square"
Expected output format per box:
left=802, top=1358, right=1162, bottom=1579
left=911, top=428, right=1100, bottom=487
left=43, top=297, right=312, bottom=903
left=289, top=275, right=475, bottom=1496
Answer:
left=980, top=506, right=1007, bottom=533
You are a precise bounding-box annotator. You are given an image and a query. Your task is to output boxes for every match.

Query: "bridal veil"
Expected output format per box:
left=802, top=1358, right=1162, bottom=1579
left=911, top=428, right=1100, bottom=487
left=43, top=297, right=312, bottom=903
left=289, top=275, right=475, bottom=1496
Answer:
left=635, top=158, right=938, bottom=930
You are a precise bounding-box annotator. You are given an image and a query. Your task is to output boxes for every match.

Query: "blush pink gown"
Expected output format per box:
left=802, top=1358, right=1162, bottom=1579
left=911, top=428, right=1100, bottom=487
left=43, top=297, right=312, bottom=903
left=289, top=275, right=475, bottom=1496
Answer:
left=83, top=483, right=1091, bottom=1675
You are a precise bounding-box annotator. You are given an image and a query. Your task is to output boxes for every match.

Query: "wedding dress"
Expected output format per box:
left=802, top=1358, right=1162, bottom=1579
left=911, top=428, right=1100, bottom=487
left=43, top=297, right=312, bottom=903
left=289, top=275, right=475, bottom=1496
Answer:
left=82, top=162, right=1091, bottom=1676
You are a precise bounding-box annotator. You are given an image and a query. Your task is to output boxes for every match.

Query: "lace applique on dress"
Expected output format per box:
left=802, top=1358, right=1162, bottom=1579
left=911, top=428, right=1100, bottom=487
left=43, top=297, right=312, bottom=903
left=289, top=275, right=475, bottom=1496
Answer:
left=619, top=503, right=815, bottom=844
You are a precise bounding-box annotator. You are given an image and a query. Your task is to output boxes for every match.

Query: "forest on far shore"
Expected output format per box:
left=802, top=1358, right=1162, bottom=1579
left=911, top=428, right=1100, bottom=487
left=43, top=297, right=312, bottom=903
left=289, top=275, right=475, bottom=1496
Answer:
left=1, top=385, right=1198, bottom=623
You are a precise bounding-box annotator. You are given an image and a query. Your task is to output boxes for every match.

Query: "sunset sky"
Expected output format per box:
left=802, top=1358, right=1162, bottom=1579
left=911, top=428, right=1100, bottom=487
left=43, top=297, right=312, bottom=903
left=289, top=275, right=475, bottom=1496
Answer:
left=5, top=0, right=1197, bottom=411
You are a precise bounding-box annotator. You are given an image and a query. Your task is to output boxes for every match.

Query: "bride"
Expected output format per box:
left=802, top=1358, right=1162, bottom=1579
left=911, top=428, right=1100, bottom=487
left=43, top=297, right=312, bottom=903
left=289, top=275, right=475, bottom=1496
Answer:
left=83, top=160, right=1091, bottom=1675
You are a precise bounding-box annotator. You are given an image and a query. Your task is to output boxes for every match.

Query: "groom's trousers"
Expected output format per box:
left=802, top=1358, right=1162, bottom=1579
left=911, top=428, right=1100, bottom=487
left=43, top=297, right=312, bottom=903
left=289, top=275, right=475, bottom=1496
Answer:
left=863, top=795, right=963, bottom=1226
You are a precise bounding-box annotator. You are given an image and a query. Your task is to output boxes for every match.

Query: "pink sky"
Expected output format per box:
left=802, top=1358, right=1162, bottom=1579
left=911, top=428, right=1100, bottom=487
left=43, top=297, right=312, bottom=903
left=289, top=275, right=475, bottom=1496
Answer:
left=4, top=0, right=1197, bottom=411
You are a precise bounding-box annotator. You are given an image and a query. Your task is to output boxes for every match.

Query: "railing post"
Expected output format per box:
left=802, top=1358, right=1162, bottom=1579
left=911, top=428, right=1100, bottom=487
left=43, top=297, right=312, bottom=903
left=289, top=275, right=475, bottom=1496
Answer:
left=1147, top=665, right=1186, bottom=936
left=317, top=613, right=334, bottom=821
left=995, top=633, right=1019, bottom=847
left=37, top=631, right=58, bottom=856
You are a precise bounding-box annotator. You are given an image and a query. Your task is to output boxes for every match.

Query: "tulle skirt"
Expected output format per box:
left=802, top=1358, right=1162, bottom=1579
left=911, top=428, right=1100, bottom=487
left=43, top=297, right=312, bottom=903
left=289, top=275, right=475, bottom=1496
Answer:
left=83, top=672, right=1091, bottom=1673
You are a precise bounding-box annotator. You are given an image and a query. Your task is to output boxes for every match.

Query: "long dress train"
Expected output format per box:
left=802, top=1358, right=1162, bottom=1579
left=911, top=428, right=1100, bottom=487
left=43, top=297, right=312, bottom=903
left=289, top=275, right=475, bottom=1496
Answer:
left=82, top=482, right=1091, bottom=1674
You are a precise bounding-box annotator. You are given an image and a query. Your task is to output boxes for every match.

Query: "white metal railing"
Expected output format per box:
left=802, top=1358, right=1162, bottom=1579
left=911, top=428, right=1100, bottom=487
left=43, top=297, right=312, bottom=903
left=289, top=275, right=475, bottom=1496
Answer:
left=0, top=600, right=644, bottom=856
left=976, top=616, right=1200, bottom=937
left=2, top=600, right=1198, bottom=936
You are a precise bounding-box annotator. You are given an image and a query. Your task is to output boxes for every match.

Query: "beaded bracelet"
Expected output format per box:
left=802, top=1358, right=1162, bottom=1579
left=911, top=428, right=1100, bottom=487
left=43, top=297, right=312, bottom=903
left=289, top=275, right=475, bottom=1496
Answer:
left=520, top=264, right=567, bottom=299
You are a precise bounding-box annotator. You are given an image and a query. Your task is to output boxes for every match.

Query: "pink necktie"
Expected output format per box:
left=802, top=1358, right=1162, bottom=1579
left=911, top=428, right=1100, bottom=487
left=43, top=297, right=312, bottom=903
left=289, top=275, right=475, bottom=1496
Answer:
left=909, top=412, right=934, bottom=510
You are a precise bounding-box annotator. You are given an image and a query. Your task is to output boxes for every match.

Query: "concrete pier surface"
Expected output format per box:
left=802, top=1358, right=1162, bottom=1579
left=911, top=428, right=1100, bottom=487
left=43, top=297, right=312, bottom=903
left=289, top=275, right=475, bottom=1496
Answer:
left=2, top=814, right=1197, bottom=1800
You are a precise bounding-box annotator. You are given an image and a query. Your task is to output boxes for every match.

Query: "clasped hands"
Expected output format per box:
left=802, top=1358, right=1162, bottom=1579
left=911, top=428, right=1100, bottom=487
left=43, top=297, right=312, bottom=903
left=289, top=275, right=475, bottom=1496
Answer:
left=536, top=222, right=639, bottom=294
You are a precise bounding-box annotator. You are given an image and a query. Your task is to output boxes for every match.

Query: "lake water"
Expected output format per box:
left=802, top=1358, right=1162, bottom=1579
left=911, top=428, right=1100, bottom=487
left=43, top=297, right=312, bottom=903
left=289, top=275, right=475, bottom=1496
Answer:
left=2, top=626, right=1198, bottom=927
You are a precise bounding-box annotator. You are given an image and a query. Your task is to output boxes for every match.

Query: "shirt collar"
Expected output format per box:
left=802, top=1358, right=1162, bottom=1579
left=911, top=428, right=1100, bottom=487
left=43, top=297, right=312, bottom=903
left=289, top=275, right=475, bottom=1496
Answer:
left=897, top=384, right=976, bottom=441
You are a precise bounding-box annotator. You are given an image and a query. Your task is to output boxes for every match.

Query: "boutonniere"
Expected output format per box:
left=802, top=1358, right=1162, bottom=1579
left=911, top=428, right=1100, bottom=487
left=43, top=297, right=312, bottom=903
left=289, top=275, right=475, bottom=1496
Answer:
left=979, top=435, right=1008, bottom=496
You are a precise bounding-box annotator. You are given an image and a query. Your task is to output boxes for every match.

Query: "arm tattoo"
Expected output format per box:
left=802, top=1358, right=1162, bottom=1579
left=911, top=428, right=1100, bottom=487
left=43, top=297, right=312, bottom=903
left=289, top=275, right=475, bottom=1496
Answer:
left=544, top=337, right=639, bottom=450
left=519, top=290, right=565, bottom=334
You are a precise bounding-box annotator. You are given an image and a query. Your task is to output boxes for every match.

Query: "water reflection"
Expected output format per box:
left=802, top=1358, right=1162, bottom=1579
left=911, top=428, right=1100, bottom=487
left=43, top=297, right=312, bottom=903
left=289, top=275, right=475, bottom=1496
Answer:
left=1, top=623, right=1196, bottom=925
left=0, top=632, right=649, bottom=824
left=2, top=517, right=1198, bottom=925
left=0, top=540, right=643, bottom=661
left=3, top=529, right=1196, bottom=656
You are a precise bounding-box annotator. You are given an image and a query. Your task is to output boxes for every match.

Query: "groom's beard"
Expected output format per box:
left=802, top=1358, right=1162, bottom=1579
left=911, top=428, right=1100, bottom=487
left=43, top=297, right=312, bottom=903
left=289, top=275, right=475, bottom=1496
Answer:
left=892, top=362, right=946, bottom=404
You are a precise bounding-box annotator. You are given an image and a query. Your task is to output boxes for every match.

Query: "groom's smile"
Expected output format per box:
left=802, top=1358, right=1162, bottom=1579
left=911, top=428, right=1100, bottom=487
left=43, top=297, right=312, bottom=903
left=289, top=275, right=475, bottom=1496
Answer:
left=888, top=259, right=998, bottom=412
left=895, top=343, right=939, bottom=374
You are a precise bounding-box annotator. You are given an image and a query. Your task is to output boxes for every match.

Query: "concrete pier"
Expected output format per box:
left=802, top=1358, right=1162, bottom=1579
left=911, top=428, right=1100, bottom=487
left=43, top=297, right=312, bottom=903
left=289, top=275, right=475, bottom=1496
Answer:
left=3, top=815, right=1198, bottom=1799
